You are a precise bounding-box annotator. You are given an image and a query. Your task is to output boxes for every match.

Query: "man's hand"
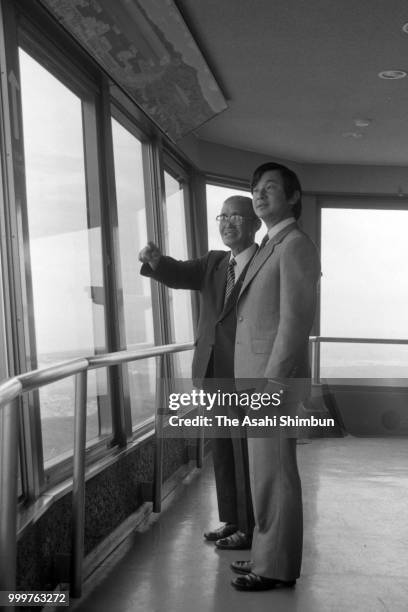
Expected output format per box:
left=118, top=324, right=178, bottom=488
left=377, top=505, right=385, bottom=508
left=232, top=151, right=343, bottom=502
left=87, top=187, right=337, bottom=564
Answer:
left=252, top=379, right=289, bottom=411
left=138, top=241, right=162, bottom=270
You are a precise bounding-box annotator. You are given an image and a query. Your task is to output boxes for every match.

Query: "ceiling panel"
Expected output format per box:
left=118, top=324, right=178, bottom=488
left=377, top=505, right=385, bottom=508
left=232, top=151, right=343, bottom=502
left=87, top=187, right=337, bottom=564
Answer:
left=176, top=0, right=408, bottom=164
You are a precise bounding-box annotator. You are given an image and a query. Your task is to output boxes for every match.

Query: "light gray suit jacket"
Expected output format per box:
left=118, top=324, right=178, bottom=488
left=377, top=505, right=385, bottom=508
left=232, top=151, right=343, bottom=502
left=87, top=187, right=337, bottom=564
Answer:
left=234, top=222, right=320, bottom=396
left=234, top=222, right=320, bottom=580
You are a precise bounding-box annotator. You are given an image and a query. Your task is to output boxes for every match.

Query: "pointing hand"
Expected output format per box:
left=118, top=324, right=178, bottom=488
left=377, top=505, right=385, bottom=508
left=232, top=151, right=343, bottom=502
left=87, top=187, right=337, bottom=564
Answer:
left=139, top=241, right=162, bottom=270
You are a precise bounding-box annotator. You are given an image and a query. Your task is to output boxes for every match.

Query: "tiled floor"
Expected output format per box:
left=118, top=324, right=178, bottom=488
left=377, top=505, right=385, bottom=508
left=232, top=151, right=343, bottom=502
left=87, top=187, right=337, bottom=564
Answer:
left=71, top=437, right=408, bottom=612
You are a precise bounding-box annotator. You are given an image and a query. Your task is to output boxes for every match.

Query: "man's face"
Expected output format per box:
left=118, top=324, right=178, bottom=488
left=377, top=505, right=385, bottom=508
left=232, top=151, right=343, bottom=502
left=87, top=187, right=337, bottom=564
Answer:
left=218, top=199, right=256, bottom=251
left=252, top=170, right=298, bottom=227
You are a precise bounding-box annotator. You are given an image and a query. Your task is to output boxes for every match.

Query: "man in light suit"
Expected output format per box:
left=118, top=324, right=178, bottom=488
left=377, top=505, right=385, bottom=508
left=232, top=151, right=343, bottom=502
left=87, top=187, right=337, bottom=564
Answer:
left=139, top=196, right=261, bottom=550
left=230, top=163, right=321, bottom=590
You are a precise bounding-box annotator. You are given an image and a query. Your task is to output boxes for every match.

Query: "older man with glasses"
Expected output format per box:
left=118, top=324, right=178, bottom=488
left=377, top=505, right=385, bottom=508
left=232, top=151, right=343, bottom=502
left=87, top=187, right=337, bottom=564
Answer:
left=139, top=195, right=261, bottom=551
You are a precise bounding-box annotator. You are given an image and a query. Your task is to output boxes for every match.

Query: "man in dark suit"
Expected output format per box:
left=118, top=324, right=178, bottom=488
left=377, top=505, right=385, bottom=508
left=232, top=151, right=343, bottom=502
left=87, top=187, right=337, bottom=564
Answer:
left=230, top=163, right=321, bottom=590
left=139, top=196, right=261, bottom=550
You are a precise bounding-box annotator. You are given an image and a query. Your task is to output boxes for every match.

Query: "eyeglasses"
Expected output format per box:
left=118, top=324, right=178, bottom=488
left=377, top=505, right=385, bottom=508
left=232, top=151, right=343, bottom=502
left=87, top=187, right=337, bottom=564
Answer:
left=215, top=214, right=253, bottom=226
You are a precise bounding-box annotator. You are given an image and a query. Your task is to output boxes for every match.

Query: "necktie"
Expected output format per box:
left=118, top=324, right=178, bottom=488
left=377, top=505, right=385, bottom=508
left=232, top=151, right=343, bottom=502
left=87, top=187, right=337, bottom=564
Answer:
left=224, top=258, right=236, bottom=305
left=259, top=234, right=269, bottom=249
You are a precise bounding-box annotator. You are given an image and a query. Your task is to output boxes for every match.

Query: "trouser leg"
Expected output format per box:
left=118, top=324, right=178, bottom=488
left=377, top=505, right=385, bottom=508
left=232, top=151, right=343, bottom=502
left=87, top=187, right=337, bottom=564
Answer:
left=230, top=426, right=254, bottom=535
left=211, top=437, right=238, bottom=525
left=248, top=435, right=302, bottom=580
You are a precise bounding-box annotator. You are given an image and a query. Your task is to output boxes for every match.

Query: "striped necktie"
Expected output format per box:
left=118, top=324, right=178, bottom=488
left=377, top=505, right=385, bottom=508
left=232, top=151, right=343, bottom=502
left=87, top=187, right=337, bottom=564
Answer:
left=224, top=258, right=236, bottom=305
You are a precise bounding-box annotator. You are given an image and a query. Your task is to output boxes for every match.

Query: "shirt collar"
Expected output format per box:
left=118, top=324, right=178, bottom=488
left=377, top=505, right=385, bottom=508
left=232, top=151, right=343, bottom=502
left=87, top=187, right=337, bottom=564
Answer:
left=267, top=217, right=296, bottom=241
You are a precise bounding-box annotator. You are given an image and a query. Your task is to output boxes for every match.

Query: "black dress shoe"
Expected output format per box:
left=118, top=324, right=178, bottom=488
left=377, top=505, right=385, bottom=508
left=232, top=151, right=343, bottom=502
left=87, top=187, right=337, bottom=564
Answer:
left=215, top=531, right=252, bottom=550
left=232, top=572, right=296, bottom=591
left=203, top=523, right=237, bottom=541
left=230, top=560, right=253, bottom=574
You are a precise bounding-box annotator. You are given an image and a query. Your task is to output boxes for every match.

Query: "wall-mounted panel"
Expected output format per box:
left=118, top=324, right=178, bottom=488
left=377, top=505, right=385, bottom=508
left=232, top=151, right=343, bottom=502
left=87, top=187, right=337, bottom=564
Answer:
left=39, top=0, right=227, bottom=141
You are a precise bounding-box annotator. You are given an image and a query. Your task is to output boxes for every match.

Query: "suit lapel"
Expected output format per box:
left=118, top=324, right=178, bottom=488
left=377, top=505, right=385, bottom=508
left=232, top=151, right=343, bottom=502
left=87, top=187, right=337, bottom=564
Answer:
left=239, top=222, right=297, bottom=297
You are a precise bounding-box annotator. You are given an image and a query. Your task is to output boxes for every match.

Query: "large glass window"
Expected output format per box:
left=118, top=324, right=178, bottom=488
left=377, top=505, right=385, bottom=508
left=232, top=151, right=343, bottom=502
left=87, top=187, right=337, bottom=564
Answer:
left=320, top=207, right=408, bottom=379
left=19, top=49, right=109, bottom=463
left=206, top=184, right=263, bottom=250
left=111, top=118, right=156, bottom=427
left=163, top=169, right=194, bottom=378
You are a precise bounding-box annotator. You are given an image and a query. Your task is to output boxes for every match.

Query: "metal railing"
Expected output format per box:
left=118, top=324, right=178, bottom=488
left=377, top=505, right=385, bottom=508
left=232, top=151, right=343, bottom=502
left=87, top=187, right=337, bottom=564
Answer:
left=310, top=335, right=408, bottom=384
left=0, top=342, right=194, bottom=598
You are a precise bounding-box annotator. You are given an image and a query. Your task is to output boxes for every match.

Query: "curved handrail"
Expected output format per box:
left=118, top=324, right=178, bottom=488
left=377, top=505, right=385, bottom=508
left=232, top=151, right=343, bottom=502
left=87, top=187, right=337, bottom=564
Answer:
left=2, top=337, right=405, bottom=406
left=0, top=343, right=194, bottom=408
left=0, top=378, right=23, bottom=405
left=19, top=358, right=89, bottom=394
left=309, top=336, right=408, bottom=344
left=87, top=343, right=194, bottom=368
left=0, top=341, right=195, bottom=598
left=309, top=336, right=408, bottom=384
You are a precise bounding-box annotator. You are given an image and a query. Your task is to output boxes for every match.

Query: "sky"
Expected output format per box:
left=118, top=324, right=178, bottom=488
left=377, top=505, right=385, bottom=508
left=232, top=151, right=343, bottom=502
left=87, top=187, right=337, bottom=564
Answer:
left=320, top=208, right=408, bottom=339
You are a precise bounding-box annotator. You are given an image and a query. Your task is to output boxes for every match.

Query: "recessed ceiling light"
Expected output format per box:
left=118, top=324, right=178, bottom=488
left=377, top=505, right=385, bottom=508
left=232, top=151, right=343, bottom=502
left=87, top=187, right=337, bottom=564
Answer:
left=354, top=118, right=371, bottom=127
left=342, top=132, right=363, bottom=139
left=378, top=70, right=407, bottom=79
left=402, top=23, right=408, bottom=34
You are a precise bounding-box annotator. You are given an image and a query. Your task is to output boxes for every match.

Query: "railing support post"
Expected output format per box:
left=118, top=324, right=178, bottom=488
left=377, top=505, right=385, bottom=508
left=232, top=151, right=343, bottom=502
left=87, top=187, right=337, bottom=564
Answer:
left=0, top=398, right=19, bottom=594
left=70, top=370, right=88, bottom=598
left=153, top=356, right=165, bottom=513
left=196, top=406, right=204, bottom=468
left=311, top=338, right=321, bottom=385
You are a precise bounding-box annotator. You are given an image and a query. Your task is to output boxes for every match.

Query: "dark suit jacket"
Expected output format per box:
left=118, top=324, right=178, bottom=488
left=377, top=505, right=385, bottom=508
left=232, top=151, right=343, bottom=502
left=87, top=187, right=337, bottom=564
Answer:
left=141, top=251, right=250, bottom=387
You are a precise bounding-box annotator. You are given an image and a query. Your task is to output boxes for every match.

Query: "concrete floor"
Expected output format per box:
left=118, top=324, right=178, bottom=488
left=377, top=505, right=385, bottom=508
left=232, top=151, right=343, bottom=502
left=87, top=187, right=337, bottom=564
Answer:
left=71, top=437, right=408, bottom=612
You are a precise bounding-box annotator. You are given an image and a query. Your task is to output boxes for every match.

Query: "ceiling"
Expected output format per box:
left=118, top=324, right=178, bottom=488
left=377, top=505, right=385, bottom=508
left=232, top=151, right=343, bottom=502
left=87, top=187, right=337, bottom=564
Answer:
left=176, top=0, right=408, bottom=165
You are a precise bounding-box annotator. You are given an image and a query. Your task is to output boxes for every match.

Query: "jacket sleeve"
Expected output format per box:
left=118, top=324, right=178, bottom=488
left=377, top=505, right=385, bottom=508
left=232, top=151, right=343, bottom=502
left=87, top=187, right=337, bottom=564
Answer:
left=140, top=254, right=208, bottom=290
left=264, top=236, right=320, bottom=380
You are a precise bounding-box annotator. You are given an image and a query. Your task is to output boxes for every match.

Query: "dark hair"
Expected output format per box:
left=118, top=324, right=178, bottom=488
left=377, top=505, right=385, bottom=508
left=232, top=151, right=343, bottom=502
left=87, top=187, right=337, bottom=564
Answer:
left=223, top=195, right=257, bottom=219
left=250, top=162, right=302, bottom=220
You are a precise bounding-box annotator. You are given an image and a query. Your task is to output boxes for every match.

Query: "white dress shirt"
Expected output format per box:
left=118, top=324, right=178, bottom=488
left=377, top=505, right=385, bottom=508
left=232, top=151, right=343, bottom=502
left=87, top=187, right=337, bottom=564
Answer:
left=229, top=243, right=258, bottom=283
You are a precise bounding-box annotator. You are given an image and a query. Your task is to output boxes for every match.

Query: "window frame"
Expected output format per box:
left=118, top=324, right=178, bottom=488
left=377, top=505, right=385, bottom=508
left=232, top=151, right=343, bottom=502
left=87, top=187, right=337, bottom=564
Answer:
left=108, top=104, right=165, bottom=435
left=0, top=0, right=199, bottom=504
left=163, top=149, right=195, bottom=324
left=17, top=25, right=117, bottom=489
left=161, top=154, right=196, bottom=383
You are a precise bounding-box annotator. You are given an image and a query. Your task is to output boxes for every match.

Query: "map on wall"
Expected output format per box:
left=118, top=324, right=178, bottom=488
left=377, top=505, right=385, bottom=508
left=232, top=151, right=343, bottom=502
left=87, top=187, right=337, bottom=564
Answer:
left=39, top=0, right=228, bottom=141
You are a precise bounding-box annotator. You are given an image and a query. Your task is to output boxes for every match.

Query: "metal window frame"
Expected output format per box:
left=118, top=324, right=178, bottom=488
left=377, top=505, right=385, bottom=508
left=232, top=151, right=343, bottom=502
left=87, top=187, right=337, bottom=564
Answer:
left=95, top=84, right=132, bottom=447
left=109, top=56, right=200, bottom=373
left=162, top=154, right=196, bottom=340
left=109, top=102, right=171, bottom=435
left=0, top=0, right=43, bottom=500
left=1, top=0, right=133, bottom=491
left=163, top=149, right=193, bottom=242
left=18, top=27, right=116, bottom=489
left=0, top=0, right=204, bottom=498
